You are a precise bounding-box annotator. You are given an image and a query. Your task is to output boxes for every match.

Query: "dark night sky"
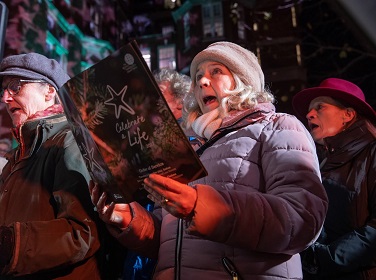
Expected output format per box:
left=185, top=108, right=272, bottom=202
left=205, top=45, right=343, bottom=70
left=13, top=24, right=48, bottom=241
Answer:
left=299, top=0, right=376, bottom=110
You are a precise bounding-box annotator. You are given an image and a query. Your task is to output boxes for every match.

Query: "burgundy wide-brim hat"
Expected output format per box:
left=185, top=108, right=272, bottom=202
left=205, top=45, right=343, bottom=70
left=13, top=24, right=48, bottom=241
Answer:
left=292, top=78, right=376, bottom=123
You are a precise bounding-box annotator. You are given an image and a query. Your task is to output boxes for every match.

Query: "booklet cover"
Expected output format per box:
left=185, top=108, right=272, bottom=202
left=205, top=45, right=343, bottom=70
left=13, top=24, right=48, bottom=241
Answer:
left=58, top=40, right=207, bottom=203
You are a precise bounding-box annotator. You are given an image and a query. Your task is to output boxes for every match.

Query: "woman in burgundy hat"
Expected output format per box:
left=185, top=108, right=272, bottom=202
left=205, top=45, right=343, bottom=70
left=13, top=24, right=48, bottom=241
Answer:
left=292, top=78, right=376, bottom=280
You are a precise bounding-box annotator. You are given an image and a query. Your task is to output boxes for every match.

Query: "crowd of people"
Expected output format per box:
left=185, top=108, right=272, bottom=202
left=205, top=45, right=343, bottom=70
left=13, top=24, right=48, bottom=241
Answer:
left=0, top=41, right=375, bottom=280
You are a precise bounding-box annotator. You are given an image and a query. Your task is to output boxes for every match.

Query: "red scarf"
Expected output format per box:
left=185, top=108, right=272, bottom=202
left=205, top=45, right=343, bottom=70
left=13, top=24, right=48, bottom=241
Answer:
left=27, top=104, right=64, bottom=121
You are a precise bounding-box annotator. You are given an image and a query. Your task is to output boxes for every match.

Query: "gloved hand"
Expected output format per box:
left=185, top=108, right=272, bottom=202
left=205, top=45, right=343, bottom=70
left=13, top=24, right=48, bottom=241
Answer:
left=0, top=226, right=14, bottom=271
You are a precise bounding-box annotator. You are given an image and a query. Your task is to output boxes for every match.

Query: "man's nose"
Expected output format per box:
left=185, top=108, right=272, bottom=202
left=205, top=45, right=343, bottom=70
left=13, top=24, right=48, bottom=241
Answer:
left=0, top=89, right=14, bottom=104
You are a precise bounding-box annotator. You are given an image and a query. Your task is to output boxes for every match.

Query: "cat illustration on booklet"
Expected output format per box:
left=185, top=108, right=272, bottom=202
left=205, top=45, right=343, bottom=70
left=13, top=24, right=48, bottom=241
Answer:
left=57, top=40, right=207, bottom=203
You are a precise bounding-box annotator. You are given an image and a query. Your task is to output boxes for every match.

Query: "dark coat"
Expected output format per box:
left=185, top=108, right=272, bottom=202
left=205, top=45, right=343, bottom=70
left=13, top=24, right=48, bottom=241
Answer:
left=303, top=119, right=376, bottom=280
left=0, top=113, right=105, bottom=279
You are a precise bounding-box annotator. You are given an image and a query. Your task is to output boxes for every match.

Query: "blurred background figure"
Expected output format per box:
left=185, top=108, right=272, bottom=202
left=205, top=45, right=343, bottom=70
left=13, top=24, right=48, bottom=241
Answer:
left=0, top=138, right=11, bottom=156
left=293, top=78, right=376, bottom=280
left=153, top=68, right=203, bottom=150
left=154, top=68, right=190, bottom=122
left=0, top=137, right=11, bottom=172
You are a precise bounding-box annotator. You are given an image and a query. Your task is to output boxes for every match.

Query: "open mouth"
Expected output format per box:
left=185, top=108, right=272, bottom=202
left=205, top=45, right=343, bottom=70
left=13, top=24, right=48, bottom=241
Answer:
left=202, top=95, right=216, bottom=105
left=309, top=123, right=319, bottom=131
left=9, top=107, right=20, bottom=113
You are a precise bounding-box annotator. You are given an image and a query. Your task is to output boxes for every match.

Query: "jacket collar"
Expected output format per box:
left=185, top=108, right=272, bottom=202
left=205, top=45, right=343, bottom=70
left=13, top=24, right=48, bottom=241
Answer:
left=219, top=102, right=275, bottom=132
left=324, top=119, right=374, bottom=153
left=195, top=103, right=275, bottom=156
left=12, top=109, right=67, bottom=160
left=321, top=119, right=375, bottom=170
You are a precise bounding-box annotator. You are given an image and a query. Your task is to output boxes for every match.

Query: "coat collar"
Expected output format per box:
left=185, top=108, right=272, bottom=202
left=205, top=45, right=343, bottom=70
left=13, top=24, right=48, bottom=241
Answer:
left=324, top=119, right=374, bottom=153
left=195, top=103, right=275, bottom=156
left=219, top=102, right=275, bottom=132
left=321, top=119, right=375, bottom=170
left=11, top=112, right=67, bottom=160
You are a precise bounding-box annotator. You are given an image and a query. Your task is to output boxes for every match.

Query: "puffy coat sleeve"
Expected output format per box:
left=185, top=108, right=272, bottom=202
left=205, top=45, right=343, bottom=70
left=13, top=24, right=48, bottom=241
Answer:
left=186, top=113, right=328, bottom=255
left=4, top=131, right=102, bottom=275
left=111, top=202, right=162, bottom=259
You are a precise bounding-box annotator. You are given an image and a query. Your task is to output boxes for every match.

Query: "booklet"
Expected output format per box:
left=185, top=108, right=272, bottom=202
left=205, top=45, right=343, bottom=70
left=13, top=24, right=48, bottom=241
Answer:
left=58, top=40, right=207, bottom=203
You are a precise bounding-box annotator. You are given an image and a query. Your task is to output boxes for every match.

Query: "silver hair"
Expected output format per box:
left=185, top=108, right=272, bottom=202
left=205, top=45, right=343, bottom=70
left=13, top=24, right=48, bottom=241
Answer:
left=153, top=69, right=191, bottom=100
left=182, top=70, right=274, bottom=130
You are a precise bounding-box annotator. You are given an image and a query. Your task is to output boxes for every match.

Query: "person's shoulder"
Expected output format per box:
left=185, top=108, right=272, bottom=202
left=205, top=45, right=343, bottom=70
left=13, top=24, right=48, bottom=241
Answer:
left=272, top=111, right=299, bottom=120
left=268, top=112, right=307, bottom=131
left=368, top=138, right=376, bottom=155
left=261, top=112, right=316, bottom=150
left=46, top=117, right=77, bottom=148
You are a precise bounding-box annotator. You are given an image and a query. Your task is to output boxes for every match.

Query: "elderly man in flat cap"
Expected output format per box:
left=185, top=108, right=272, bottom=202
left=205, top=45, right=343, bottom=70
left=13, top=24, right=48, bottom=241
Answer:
left=0, top=53, right=108, bottom=279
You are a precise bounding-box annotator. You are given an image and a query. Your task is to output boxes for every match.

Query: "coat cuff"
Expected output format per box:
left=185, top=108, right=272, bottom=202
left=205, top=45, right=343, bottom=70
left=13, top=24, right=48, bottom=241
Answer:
left=185, top=184, right=234, bottom=242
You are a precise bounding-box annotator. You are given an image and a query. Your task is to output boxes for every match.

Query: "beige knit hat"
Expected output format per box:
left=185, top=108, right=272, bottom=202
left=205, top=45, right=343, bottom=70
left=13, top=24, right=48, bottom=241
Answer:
left=190, top=41, right=264, bottom=92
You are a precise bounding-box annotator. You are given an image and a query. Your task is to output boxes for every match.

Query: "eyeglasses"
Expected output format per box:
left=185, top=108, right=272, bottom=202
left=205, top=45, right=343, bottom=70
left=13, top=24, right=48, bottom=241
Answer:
left=0, top=79, right=46, bottom=100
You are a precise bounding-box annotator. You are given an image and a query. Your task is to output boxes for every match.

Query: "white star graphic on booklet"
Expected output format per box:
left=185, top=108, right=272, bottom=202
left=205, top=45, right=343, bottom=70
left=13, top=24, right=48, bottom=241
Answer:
left=82, top=144, right=103, bottom=172
left=104, top=85, right=135, bottom=119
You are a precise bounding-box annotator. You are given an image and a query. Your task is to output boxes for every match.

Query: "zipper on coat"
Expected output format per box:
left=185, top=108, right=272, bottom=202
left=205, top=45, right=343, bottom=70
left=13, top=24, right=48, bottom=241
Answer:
left=222, top=257, right=239, bottom=280
left=174, top=218, right=183, bottom=280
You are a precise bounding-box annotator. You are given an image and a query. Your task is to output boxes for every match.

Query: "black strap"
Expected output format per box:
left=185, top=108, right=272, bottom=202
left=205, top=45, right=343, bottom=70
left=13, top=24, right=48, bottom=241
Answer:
left=195, top=110, right=267, bottom=157
left=196, top=128, right=238, bottom=157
